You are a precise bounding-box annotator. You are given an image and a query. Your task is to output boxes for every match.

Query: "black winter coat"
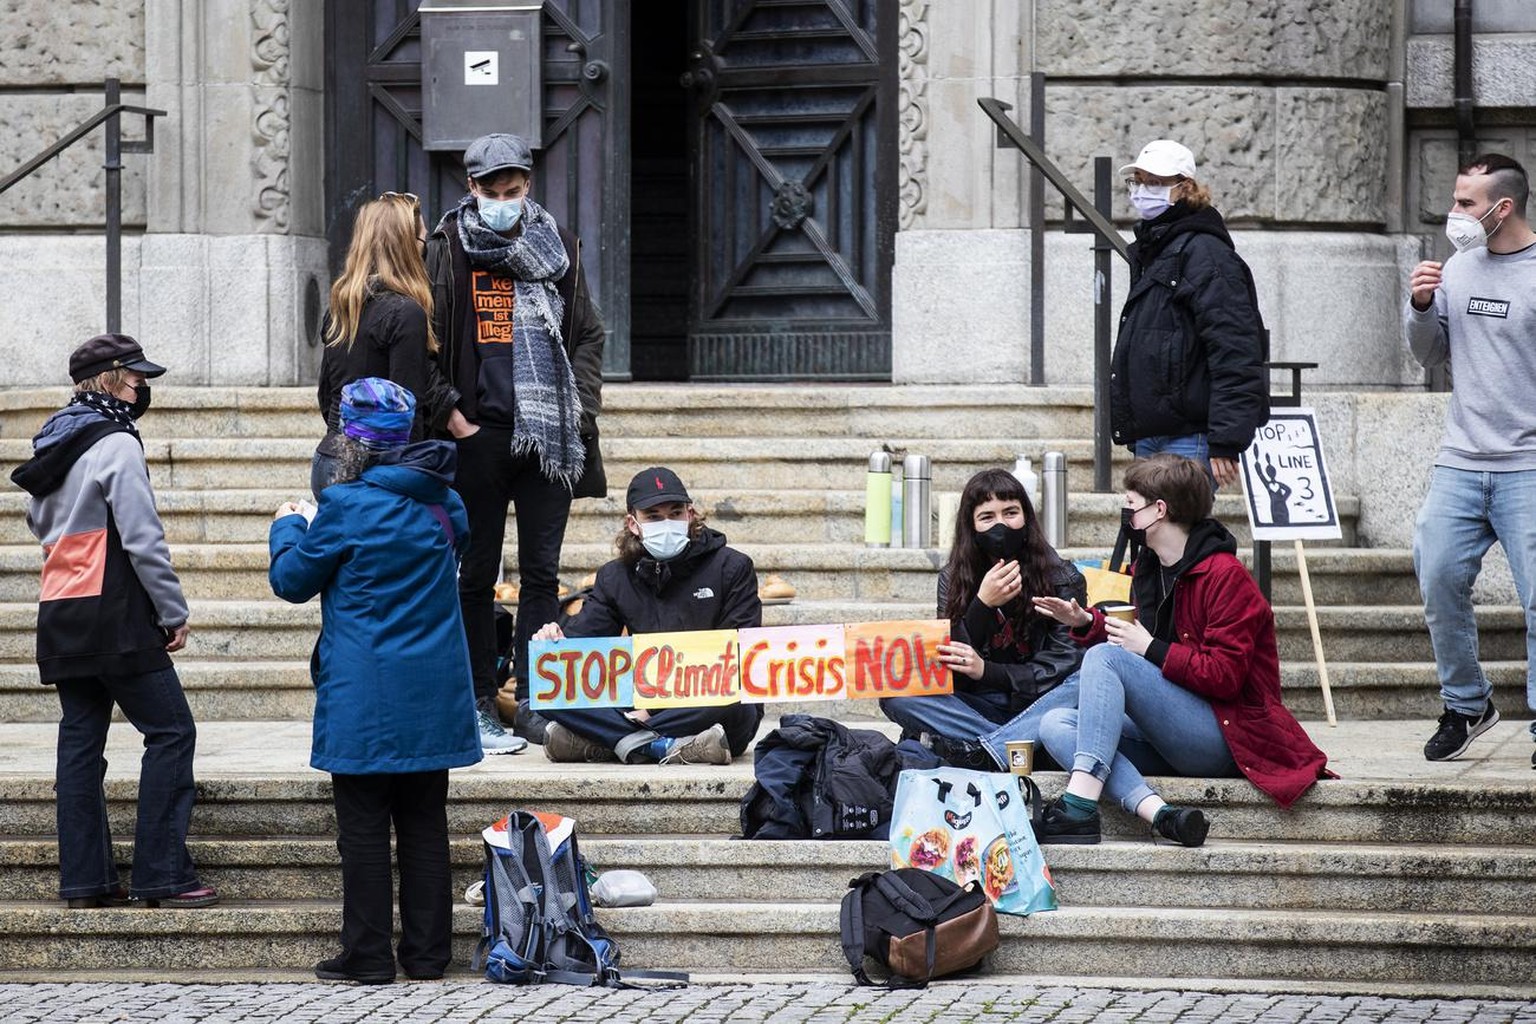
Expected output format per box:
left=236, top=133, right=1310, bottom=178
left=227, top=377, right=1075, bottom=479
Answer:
left=563, top=527, right=761, bottom=637
left=937, top=554, right=1085, bottom=714
left=425, top=212, right=607, bottom=497
left=315, top=289, right=460, bottom=457
left=740, top=714, right=941, bottom=840
left=1110, top=204, right=1268, bottom=459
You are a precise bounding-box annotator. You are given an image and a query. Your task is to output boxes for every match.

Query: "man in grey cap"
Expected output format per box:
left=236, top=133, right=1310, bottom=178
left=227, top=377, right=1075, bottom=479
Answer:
left=425, top=132, right=606, bottom=751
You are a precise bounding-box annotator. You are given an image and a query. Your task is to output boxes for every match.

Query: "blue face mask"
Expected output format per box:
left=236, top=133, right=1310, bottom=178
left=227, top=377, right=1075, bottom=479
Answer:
left=477, top=196, right=523, bottom=232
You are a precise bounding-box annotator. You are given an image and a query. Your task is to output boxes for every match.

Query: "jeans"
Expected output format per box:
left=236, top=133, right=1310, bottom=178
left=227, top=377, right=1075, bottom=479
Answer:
left=454, top=426, right=573, bottom=702
left=1134, top=433, right=1209, bottom=465
left=1414, top=465, right=1536, bottom=719
left=54, top=667, right=200, bottom=900
left=971, top=675, right=1082, bottom=769
left=1036, top=644, right=1236, bottom=814
left=310, top=450, right=342, bottom=500
left=879, top=690, right=1012, bottom=744
left=547, top=704, right=765, bottom=762
left=330, top=770, right=453, bottom=979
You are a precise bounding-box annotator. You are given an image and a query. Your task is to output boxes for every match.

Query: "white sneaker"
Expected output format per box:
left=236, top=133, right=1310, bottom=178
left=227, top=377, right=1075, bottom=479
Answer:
left=660, top=723, right=732, bottom=766
left=478, top=709, right=527, bottom=755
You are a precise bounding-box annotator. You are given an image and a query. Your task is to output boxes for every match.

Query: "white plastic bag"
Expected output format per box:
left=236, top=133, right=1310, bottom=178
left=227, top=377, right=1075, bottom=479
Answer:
left=590, top=869, right=657, bottom=908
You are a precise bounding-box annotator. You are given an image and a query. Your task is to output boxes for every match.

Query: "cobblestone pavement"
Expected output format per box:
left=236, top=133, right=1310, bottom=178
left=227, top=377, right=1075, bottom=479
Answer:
left=0, top=982, right=1533, bottom=1024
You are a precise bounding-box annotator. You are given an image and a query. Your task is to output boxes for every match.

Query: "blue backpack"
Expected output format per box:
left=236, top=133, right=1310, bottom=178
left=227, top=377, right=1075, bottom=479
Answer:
left=475, top=811, right=687, bottom=989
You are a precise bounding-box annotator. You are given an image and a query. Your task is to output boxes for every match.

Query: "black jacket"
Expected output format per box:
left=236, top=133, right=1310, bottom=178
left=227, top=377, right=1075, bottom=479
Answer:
left=425, top=210, right=606, bottom=497
left=937, top=556, right=1085, bottom=713
left=315, top=289, right=460, bottom=456
left=564, top=527, right=761, bottom=637
left=740, top=714, right=941, bottom=840
left=1110, top=204, right=1268, bottom=459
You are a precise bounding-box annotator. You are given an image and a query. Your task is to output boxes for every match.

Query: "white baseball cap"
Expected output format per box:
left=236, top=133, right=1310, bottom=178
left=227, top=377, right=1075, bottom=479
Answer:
left=1119, top=140, right=1197, bottom=180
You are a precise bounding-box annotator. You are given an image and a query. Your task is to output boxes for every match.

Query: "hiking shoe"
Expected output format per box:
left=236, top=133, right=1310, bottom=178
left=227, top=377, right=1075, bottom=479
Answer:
left=660, top=723, right=732, bottom=766
left=512, top=698, right=550, bottom=745
left=477, top=708, right=528, bottom=755
left=1152, top=805, right=1209, bottom=848
left=930, top=735, right=998, bottom=772
left=144, top=885, right=219, bottom=908
left=543, top=722, right=619, bottom=763
left=1034, top=797, right=1101, bottom=845
left=1423, top=703, right=1499, bottom=761
left=314, top=956, right=394, bottom=985
left=65, top=886, right=132, bottom=909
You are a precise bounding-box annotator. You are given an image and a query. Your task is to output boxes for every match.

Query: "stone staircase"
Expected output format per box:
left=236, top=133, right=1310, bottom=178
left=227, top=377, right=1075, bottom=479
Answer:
left=0, top=383, right=1530, bottom=995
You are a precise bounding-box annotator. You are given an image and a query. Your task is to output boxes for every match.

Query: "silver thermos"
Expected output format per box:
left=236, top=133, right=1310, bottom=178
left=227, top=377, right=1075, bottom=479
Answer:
left=1041, top=450, right=1068, bottom=549
left=902, top=453, right=933, bottom=549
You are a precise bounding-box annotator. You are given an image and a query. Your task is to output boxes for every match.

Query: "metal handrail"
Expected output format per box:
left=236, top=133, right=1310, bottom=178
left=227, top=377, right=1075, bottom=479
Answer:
left=0, top=79, right=165, bottom=333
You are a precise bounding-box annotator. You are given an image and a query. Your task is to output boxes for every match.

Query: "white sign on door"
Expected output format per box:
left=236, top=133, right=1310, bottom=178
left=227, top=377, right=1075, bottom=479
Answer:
left=1239, top=407, right=1342, bottom=542
left=465, top=51, right=499, bottom=86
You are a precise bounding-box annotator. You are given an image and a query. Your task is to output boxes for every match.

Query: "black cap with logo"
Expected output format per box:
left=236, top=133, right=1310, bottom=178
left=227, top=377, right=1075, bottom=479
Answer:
left=626, top=467, right=691, bottom=511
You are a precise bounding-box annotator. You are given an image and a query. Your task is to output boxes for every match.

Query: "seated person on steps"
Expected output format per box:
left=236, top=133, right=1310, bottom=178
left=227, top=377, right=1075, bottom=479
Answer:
left=1030, top=454, right=1330, bottom=849
left=879, top=467, right=1084, bottom=769
left=532, top=467, right=763, bottom=765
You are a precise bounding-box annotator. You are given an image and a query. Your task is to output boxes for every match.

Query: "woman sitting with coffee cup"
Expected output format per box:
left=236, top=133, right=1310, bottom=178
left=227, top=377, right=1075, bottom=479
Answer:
left=1031, top=454, right=1330, bottom=848
left=879, top=467, right=1084, bottom=768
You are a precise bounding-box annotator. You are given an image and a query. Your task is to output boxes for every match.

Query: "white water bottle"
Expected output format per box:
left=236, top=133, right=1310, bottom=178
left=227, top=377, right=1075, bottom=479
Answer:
left=1012, top=455, right=1039, bottom=507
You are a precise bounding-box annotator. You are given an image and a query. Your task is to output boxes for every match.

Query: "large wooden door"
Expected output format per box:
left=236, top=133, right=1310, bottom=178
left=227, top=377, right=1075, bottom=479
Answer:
left=685, top=0, right=897, bottom=381
left=324, top=0, right=629, bottom=377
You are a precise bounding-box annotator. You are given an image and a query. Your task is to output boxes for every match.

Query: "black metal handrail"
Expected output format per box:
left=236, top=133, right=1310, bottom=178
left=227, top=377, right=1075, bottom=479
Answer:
left=0, top=79, right=165, bottom=333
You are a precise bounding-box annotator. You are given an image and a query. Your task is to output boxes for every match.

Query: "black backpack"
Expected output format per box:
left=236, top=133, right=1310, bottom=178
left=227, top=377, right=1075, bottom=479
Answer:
left=839, top=868, right=1000, bottom=988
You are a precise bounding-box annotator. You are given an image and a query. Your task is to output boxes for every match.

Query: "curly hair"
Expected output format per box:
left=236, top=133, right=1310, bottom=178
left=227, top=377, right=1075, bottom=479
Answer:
left=613, top=507, right=709, bottom=566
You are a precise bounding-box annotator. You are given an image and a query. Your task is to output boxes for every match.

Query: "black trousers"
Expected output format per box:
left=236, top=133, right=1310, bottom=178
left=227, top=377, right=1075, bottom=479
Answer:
left=547, top=704, right=765, bottom=759
left=454, top=427, right=573, bottom=701
left=330, top=770, right=452, bottom=978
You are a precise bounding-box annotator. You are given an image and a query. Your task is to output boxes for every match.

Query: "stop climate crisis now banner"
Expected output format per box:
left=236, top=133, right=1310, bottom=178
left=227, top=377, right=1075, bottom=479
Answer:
left=528, top=620, right=953, bottom=711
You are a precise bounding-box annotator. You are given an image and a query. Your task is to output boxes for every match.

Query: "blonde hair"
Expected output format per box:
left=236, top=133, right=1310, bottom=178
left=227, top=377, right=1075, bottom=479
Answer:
left=326, top=194, right=437, bottom=352
left=74, top=368, right=132, bottom=395
left=1173, top=178, right=1213, bottom=210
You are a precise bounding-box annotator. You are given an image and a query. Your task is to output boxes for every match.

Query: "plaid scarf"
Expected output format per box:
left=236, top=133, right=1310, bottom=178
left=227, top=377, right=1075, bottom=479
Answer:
left=69, top=390, right=140, bottom=439
left=455, top=195, right=585, bottom=487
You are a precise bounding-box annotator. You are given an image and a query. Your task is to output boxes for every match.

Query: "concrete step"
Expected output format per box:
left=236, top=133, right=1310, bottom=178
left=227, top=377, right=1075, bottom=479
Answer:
left=0, top=542, right=1400, bottom=606
left=0, top=489, right=1363, bottom=550
left=0, top=656, right=1501, bottom=724
left=3, top=836, right=1530, bottom=916
left=0, top=385, right=1098, bottom=442
left=0, top=900, right=1529, bottom=989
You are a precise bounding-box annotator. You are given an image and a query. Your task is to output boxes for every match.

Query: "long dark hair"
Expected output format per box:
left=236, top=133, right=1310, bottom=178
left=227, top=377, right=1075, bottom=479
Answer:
left=943, top=468, right=1058, bottom=627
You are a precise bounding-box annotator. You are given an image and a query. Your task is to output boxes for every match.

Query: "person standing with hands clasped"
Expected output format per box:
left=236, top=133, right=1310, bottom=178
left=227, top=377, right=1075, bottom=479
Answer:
left=1406, top=153, right=1536, bottom=764
left=878, top=468, right=1084, bottom=769
left=1112, top=139, right=1268, bottom=487
left=12, top=334, right=216, bottom=909
left=1031, top=455, right=1329, bottom=847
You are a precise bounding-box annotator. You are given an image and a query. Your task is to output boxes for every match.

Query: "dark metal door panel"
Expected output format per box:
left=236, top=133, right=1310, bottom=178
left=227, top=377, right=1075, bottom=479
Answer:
left=686, top=0, right=896, bottom=381
left=324, top=0, right=629, bottom=377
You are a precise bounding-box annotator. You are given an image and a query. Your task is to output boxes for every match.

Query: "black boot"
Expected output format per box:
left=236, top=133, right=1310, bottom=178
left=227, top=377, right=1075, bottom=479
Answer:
left=929, top=736, right=997, bottom=772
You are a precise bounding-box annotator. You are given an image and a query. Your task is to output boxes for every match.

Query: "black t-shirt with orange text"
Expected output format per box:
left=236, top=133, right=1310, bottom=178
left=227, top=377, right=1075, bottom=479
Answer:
left=471, top=269, right=517, bottom=427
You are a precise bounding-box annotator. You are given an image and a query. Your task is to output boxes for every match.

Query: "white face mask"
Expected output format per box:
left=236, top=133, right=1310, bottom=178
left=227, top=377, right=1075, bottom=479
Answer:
left=638, top=518, right=690, bottom=561
left=1128, top=183, right=1175, bottom=220
left=1444, top=203, right=1505, bottom=253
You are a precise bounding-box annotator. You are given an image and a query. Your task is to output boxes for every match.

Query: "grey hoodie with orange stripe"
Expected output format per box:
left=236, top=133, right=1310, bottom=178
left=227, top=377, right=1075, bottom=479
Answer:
left=13, top=404, right=187, bottom=683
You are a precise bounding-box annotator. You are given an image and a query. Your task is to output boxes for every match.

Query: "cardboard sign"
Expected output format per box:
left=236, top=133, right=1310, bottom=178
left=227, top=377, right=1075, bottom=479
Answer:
left=528, top=637, right=634, bottom=710
left=1239, top=407, right=1342, bottom=541
left=739, top=624, right=848, bottom=703
left=844, top=620, right=952, bottom=699
left=632, top=630, right=741, bottom=708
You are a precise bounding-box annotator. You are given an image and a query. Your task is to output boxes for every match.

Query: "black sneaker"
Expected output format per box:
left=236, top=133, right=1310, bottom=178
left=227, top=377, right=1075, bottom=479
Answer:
left=314, top=956, right=394, bottom=985
left=1034, top=796, right=1101, bottom=845
left=1152, top=806, right=1209, bottom=848
left=511, top=698, right=550, bottom=745
left=929, top=736, right=998, bottom=772
left=1423, top=703, right=1500, bottom=761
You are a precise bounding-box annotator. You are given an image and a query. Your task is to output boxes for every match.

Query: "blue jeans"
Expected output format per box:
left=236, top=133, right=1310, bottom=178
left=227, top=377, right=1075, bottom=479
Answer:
left=1414, top=466, right=1536, bottom=720
left=879, top=690, right=1011, bottom=745
left=311, top=450, right=343, bottom=500
left=55, top=667, right=201, bottom=900
left=1134, top=433, right=1209, bottom=466
left=971, top=675, right=1082, bottom=769
left=1036, top=645, right=1236, bottom=814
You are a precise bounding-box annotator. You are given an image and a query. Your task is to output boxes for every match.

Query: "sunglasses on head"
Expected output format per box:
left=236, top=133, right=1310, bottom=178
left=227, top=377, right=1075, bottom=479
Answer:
left=379, top=191, right=420, bottom=205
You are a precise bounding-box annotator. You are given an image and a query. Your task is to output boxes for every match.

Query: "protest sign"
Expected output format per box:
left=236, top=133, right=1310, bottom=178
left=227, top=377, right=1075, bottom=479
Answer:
left=632, top=629, right=742, bottom=708
left=739, top=624, right=847, bottom=703
left=1239, top=407, right=1342, bottom=541
left=844, top=619, right=952, bottom=699
left=527, top=636, right=634, bottom=710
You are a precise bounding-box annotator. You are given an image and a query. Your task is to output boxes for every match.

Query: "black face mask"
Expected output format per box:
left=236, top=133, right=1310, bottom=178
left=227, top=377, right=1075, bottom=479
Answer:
left=976, top=522, right=1028, bottom=563
left=128, top=384, right=152, bottom=419
left=1121, top=504, right=1153, bottom=546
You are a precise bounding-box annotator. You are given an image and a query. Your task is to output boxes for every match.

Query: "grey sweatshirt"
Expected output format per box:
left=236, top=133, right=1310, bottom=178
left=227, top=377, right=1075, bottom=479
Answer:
left=1405, top=242, right=1536, bottom=471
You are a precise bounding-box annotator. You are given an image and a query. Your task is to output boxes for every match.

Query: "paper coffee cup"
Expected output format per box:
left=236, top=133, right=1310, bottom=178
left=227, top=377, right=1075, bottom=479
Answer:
left=1005, top=740, right=1034, bottom=776
left=1102, top=604, right=1137, bottom=623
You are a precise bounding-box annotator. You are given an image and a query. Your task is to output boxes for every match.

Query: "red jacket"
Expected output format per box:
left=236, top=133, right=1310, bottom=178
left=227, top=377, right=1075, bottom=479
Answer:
left=1077, top=523, right=1329, bottom=808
